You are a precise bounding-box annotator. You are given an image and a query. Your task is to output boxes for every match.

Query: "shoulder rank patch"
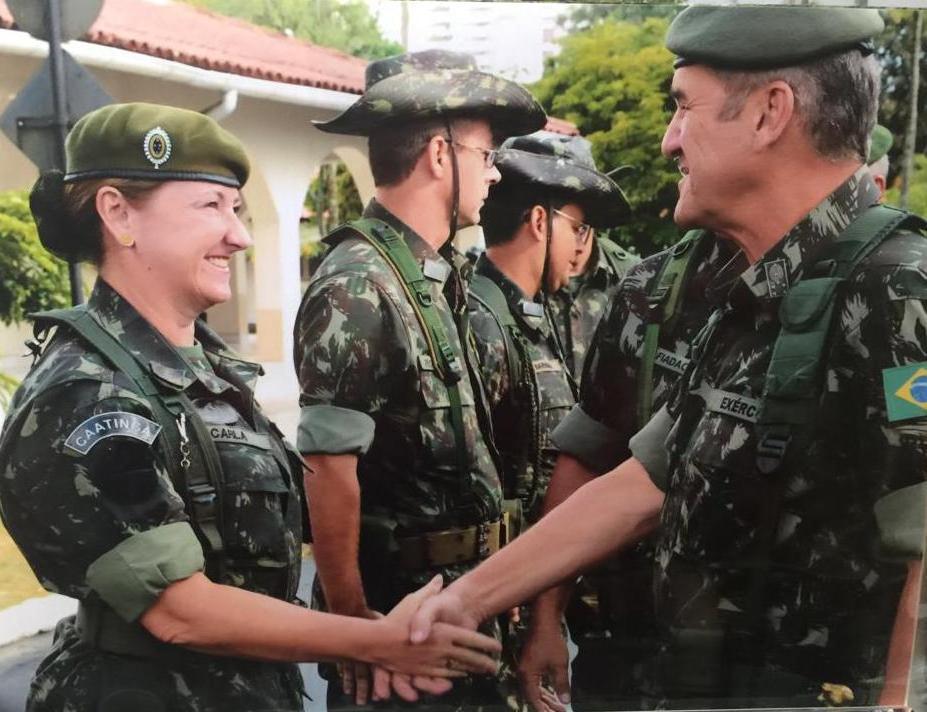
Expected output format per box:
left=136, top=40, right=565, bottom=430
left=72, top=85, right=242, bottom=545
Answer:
left=883, top=363, right=927, bottom=422
left=65, top=411, right=162, bottom=455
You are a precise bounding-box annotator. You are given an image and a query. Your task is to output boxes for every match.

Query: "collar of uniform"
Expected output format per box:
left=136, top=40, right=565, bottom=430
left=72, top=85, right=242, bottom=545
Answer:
left=475, top=255, right=549, bottom=336
left=87, top=279, right=233, bottom=395
left=708, top=167, right=881, bottom=308
left=363, top=199, right=453, bottom=288
left=194, top=318, right=264, bottom=392
left=577, top=239, right=614, bottom=290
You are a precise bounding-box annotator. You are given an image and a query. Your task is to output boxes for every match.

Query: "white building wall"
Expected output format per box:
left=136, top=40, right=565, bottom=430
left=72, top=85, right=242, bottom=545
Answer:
left=371, top=0, right=566, bottom=83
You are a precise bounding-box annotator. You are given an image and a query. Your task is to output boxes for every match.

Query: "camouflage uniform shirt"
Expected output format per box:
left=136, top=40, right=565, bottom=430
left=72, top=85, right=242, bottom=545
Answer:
left=469, top=255, right=576, bottom=524
left=294, top=200, right=503, bottom=611
left=553, top=233, right=733, bottom=474
left=0, top=280, right=305, bottom=712
left=632, top=169, right=927, bottom=705
left=549, top=234, right=731, bottom=706
left=548, top=237, right=639, bottom=380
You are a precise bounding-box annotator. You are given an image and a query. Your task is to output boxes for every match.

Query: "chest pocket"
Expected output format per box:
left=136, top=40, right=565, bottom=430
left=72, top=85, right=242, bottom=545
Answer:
left=416, top=355, right=488, bottom=494
left=193, top=399, right=299, bottom=596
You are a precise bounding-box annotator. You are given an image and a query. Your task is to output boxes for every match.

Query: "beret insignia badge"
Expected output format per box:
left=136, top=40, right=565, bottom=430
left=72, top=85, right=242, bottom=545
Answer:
left=143, top=126, right=172, bottom=169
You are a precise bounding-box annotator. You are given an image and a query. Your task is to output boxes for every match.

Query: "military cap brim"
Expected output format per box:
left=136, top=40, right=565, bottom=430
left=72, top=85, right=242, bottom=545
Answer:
left=313, top=69, right=546, bottom=138
left=64, top=102, right=249, bottom=188
left=495, top=148, right=631, bottom=228
left=666, top=7, right=884, bottom=70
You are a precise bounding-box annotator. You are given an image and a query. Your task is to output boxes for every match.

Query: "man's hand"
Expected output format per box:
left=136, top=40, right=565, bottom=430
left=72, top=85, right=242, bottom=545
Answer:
left=518, top=611, right=570, bottom=712
left=409, top=581, right=480, bottom=643
left=333, top=606, right=383, bottom=705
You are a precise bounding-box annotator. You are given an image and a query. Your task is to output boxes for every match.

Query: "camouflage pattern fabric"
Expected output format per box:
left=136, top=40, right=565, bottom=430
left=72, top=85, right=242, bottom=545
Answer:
left=552, top=233, right=732, bottom=710
left=314, top=49, right=545, bottom=138
left=548, top=238, right=638, bottom=380
left=294, top=201, right=506, bottom=707
left=651, top=168, right=927, bottom=706
left=0, top=280, right=304, bottom=711
left=469, top=255, right=576, bottom=523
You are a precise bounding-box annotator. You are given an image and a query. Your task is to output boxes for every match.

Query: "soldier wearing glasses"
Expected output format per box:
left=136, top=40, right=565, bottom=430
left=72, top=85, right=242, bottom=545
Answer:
left=546, top=188, right=639, bottom=381
left=470, top=133, right=630, bottom=531
left=293, top=50, right=545, bottom=709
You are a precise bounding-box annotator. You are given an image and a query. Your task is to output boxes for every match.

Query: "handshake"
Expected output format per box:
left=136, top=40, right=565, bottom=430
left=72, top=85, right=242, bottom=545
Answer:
left=332, top=575, right=490, bottom=705
left=337, top=575, right=571, bottom=712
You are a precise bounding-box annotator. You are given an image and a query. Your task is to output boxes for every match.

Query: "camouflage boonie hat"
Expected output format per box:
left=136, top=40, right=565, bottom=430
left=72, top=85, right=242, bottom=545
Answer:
left=314, top=49, right=546, bottom=138
left=64, top=102, right=249, bottom=187
left=666, top=7, right=884, bottom=70
left=868, top=124, right=892, bottom=165
left=492, top=132, right=630, bottom=228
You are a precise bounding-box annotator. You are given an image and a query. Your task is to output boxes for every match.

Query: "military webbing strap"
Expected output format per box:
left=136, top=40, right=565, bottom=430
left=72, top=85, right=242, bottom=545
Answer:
left=469, top=274, right=522, bottom=389
left=335, top=218, right=471, bottom=488
left=637, top=230, right=707, bottom=427
left=469, top=273, right=541, bottom=502
left=756, top=204, right=927, bottom=474
left=30, top=306, right=227, bottom=574
left=597, top=237, right=636, bottom=277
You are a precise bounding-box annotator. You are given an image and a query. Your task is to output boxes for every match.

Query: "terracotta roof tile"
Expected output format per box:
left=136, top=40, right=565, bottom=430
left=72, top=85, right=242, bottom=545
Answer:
left=0, top=0, right=576, bottom=133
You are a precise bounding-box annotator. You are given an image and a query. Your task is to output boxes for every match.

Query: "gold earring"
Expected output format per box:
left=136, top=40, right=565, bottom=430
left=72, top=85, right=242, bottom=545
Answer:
left=116, top=234, right=134, bottom=247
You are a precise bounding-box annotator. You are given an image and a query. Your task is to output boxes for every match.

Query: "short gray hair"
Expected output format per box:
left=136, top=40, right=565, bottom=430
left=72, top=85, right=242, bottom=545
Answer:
left=713, top=50, right=881, bottom=163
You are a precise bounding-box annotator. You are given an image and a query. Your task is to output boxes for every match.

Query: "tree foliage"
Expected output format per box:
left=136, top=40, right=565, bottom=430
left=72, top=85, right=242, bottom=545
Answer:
left=0, top=191, right=70, bottom=325
left=886, top=153, right=927, bottom=215
left=533, top=17, right=681, bottom=256
left=184, top=0, right=403, bottom=60
left=876, top=10, right=926, bottom=190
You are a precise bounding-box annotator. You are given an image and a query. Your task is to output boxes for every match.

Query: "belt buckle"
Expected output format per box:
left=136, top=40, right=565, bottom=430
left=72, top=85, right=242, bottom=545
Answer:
left=477, top=522, right=491, bottom=559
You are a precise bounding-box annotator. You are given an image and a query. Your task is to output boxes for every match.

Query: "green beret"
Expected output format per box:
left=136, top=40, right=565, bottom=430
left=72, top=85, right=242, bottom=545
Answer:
left=490, top=132, right=630, bottom=228
left=666, top=7, right=884, bottom=70
left=868, top=124, right=893, bottom=165
left=64, top=103, right=250, bottom=188
left=314, top=49, right=546, bottom=139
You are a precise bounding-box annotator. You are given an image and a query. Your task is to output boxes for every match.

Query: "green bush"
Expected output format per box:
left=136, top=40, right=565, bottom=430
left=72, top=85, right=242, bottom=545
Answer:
left=0, top=191, right=70, bottom=325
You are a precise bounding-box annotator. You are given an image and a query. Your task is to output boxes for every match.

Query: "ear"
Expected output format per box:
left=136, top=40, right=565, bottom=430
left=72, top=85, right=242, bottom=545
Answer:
left=527, top=205, right=548, bottom=243
left=753, top=80, right=795, bottom=149
left=95, top=186, right=133, bottom=243
left=872, top=173, right=887, bottom=195
left=424, top=134, right=449, bottom=179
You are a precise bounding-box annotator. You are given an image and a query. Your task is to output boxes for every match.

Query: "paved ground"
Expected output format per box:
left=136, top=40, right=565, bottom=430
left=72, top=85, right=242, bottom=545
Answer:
left=0, top=560, right=328, bottom=712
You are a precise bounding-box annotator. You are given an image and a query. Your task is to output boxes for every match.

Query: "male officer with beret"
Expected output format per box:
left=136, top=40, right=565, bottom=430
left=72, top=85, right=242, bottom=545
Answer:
left=409, top=8, right=927, bottom=709
left=293, top=50, right=545, bottom=708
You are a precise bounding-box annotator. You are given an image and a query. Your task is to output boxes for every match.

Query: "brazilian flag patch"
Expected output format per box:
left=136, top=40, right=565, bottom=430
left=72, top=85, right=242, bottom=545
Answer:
left=883, top=363, right=927, bottom=422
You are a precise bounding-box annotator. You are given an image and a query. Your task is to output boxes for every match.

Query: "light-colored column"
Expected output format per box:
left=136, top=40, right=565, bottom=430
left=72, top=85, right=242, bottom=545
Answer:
left=228, top=106, right=330, bottom=363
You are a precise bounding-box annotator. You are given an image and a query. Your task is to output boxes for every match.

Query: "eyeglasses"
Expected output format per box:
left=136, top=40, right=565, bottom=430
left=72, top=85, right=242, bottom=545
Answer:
left=552, top=208, right=593, bottom=245
left=452, top=141, right=498, bottom=169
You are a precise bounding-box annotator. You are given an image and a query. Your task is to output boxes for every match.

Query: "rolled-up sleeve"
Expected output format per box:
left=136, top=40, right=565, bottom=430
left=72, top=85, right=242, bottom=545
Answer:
left=552, top=405, right=624, bottom=476
left=293, top=272, right=403, bottom=456
left=298, top=404, right=376, bottom=455
left=628, top=405, right=675, bottom=492
left=86, top=522, right=204, bottom=621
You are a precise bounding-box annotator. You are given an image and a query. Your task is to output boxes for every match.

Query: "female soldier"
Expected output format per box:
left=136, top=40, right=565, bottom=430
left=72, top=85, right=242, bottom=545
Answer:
left=0, top=102, right=498, bottom=712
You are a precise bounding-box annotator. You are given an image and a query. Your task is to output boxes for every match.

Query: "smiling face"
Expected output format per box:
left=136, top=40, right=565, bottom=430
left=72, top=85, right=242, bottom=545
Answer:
left=661, top=65, right=756, bottom=231
left=125, top=180, right=251, bottom=315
